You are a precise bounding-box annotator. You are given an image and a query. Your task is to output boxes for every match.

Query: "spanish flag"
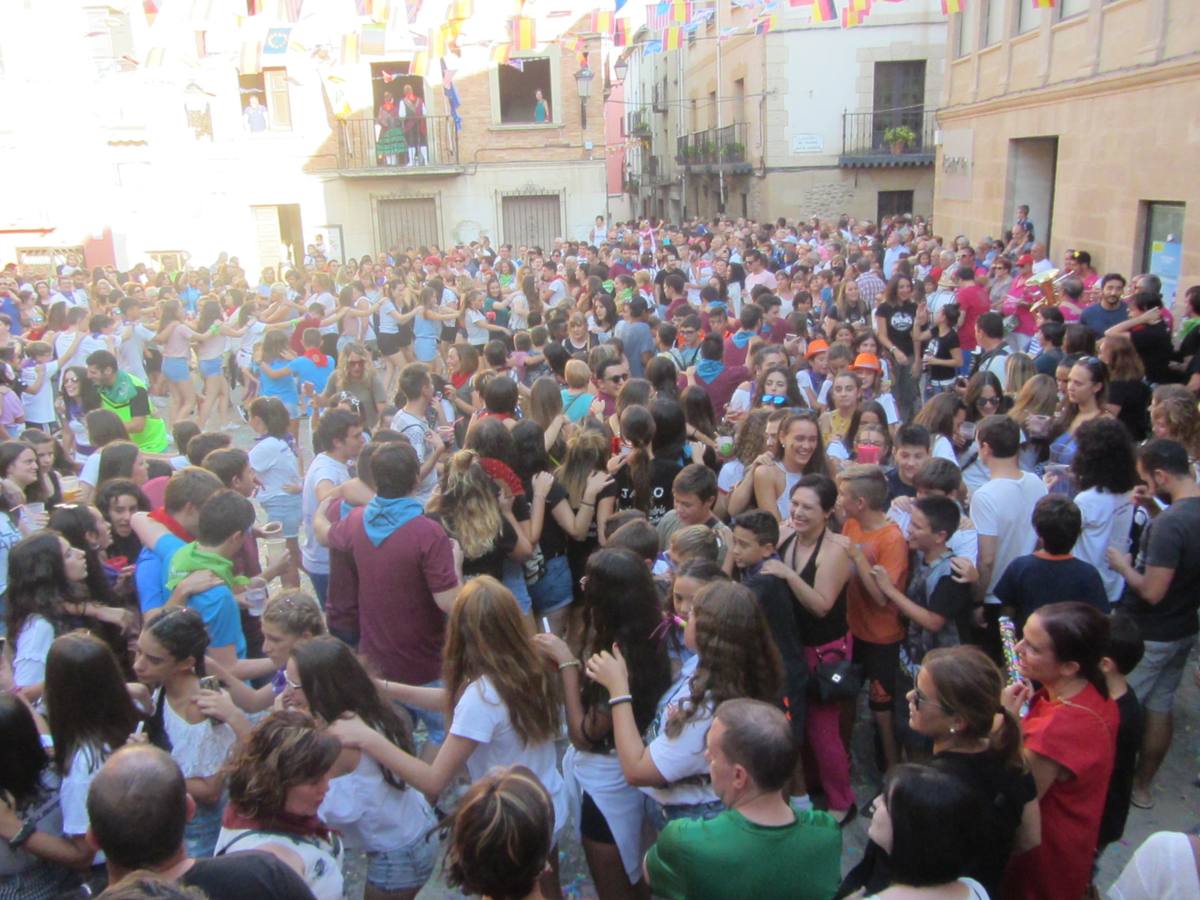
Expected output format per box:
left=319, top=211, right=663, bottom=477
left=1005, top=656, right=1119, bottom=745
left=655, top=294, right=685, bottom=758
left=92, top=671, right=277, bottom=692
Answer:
left=511, top=16, right=536, bottom=50
left=1032, top=0, right=1054, bottom=7
left=592, top=10, right=614, bottom=33
left=662, top=25, right=682, bottom=49
left=940, top=0, right=962, bottom=12
left=561, top=33, right=582, bottom=50
left=614, top=18, right=629, bottom=45
left=669, top=0, right=692, bottom=23
left=755, top=14, right=776, bottom=33
left=811, top=0, right=836, bottom=23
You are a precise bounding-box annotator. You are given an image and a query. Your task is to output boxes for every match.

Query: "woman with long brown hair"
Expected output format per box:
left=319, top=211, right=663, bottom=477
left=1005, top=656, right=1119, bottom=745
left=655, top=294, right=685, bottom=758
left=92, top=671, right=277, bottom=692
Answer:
left=585, top=580, right=783, bottom=826
left=328, top=576, right=567, bottom=898
left=753, top=411, right=829, bottom=521
left=1099, top=333, right=1152, bottom=440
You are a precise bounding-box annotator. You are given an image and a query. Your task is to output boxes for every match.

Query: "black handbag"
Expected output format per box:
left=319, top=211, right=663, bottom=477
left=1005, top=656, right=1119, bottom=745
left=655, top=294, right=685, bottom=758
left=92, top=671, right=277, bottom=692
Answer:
left=809, top=638, right=864, bottom=703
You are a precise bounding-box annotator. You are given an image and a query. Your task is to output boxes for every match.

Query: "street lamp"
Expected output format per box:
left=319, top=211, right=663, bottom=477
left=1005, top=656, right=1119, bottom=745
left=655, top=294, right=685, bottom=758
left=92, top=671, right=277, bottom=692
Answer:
left=614, top=56, right=628, bottom=83
left=575, top=64, right=594, bottom=129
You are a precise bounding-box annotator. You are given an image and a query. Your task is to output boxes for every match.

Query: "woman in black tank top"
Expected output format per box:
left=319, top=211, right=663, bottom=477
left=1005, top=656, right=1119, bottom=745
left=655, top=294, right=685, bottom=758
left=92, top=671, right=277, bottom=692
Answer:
left=770, top=473, right=857, bottom=822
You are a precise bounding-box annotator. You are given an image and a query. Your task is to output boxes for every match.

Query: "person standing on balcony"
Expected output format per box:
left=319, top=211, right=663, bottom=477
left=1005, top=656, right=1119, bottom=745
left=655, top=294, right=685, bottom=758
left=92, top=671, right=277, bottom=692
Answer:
left=402, top=84, right=428, bottom=166
left=534, top=89, right=550, bottom=123
left=242, top=94, right=267, bottom=133
left=375, top=90, right=407, bottom=167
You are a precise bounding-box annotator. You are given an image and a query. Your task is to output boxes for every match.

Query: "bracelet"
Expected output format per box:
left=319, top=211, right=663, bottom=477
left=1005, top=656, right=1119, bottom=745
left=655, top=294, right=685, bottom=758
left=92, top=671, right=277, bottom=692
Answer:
left=608, top=694, right=633, bottom=707
left=557, top=660, right=581, bottom=671
left=580, top=501, right=594, bottom=508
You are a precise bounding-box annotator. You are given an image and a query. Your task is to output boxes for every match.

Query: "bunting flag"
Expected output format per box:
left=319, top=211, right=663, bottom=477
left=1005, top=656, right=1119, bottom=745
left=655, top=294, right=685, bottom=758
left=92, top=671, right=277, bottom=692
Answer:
left=361, top=23, right=386, bottom=55
left=661, top=25, right=682, bottom=49
left=616, top=0, right=628, bottom=11
left=940, top=0, right=961, bottom=11
left=511, top=16, right=537, bottom=49
left=449, top=0, right=473, bottom=18
left=642, top=38, right=664, bottom=53
left=429, top=25, right=447, bottom=56
left=381, top=69, right=400, bottom=82
left=491, top=41, right=512, bottom=64
left=592, top=10, right=614, bottom=32
left=613, top=18, right=629, bottom=45
left=646, top=3, right=670, bottom=30
left=561, top=33, right=582, bottom=50
left=811, top=0, right=836, bottom=21
left=442, top=59, right=462, bottom=131
left=341, top=31, right=359, bottom=64
left=263, top=27, right=291, bottom=54
left=668, top=0, right=692, bottom=22
left=755, top=14, right=777, bottom=32
left=283, top=0, right=303, bottom=22
left=410, top=49, right=429, bottom=77
left=406, top=0, right=424, bottom=24
left=843, top=0, right=870, bottom=25
left=238, top=40, right=262, bottom=74
left=355, top=0, right=373, bottom=13
left=143, top=0, right=158, bottom=25
left=1032, top=0, right=1054, bottom=7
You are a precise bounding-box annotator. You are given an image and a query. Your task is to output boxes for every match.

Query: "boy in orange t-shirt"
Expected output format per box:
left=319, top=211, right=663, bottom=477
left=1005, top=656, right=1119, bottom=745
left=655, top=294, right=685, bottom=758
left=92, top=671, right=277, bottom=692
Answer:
left=838, top=464, right=909, bottom=772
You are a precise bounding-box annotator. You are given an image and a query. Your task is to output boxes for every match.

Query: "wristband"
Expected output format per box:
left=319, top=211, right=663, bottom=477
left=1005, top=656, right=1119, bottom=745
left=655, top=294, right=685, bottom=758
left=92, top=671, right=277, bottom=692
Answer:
left=8, top=818, right=36, bottom=850
left=558, top=659, right=581, bottom=671
left=608, top=694, right=633, bottom=707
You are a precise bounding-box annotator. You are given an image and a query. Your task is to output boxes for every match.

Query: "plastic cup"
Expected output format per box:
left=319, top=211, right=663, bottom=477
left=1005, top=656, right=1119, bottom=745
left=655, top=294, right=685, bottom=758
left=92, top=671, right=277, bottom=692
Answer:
left=60, top=476, right=80, bottom=501
left=244, top=577, right=268, bottom=617
left=717, top=435, right=734, bottom=457
left=958, top=422, right=976, bottom=442
left=266, top=538, right=288, bottom=573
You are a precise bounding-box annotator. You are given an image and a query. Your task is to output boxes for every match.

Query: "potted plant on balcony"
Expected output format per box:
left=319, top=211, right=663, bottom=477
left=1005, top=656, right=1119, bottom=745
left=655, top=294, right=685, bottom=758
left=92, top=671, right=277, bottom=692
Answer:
left=884, top=125, right=917, bottom=155
left=722, top=141, right=745, bottom=162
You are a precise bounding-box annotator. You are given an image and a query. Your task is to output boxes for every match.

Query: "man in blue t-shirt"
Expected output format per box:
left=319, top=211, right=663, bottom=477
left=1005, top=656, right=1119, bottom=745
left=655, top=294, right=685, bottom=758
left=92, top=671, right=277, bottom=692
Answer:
left=1079, top=274, right=1129, bottom=338
left=132, top=468, right=223, bottom=613
left=289, top=328, right=335, bottom=415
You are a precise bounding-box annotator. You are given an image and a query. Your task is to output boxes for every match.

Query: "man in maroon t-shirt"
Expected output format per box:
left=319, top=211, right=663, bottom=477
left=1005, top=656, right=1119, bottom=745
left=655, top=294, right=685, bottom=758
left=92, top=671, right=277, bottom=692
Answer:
left=315, top=442, right=460, bottom=699
left=664, top=271, right=691, bottom=320
left=954, top=265, right=992, bottom=358
left=693, top=333, right=749, bottom=419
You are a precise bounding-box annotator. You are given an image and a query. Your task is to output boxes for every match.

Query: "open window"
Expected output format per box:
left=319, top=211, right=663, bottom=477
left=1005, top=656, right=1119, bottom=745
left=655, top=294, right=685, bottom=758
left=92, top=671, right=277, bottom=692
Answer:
left=497, top=57, right=553, bottom=124
left=237, top=67, right=291, bottom=131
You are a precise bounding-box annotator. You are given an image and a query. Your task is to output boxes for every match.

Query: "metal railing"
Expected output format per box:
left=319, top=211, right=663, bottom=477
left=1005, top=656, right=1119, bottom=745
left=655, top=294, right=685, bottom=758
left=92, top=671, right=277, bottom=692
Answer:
left=675, top=121, right=748, bottom=167
left=626, top=107, right=651, bottom=136
left=840, top=106, right=935, bottom=161
left=336, top=115, right=460, bottom=171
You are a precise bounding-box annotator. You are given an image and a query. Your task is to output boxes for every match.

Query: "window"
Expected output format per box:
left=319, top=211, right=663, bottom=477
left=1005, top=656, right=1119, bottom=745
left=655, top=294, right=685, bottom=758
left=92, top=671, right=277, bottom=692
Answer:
left=1017, top=0, right=1039, bottom=34
left=983, top=0, right=1007, bottom=46
left=83, top=5, right=133, bottom=68
left=237, top=68, right=291, bottom=131
left=873, top=61, right=926, bottom=150
left=497, top=57, right=553, bottom=124
left=1140, top=202, right=1185, bottom=302
left=878, top=191, right=915, bottom=221
left=1057, top=0, right=1089, bottom=20
left=954, top=10, right=968, bottom=57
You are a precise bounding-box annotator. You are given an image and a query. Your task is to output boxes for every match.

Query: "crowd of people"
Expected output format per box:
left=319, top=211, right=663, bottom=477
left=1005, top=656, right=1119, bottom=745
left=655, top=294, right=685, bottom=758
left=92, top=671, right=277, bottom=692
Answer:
left=0, top=211, right=1198, bottom=900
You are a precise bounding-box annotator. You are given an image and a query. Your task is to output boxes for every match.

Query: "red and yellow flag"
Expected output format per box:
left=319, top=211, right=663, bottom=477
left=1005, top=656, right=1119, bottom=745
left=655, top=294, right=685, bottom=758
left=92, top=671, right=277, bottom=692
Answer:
left=491, top=42, right=512, bottom=64
left=1032, top=0, right=1054, bottom=8
left=511, top=16, right=536, bottom=50
left=669, top=0, right=692, bottom=23
left=940, top=0, right=962, bottom=12
left=661, top=26, right=682, bottom=49
left=592, top=10, right=614, bottom=33
left=449, top=0, right=473, bottom=19
left=811, top=0, right=836, bottom=23
left=410, top=49, right=429, bottom=77
left=613, top=18, right=629, bottom=46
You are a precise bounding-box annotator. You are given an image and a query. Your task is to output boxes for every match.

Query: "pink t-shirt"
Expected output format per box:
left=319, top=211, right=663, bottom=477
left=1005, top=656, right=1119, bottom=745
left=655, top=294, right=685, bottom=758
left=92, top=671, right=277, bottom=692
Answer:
left=162, top=323, right=196, bottom=358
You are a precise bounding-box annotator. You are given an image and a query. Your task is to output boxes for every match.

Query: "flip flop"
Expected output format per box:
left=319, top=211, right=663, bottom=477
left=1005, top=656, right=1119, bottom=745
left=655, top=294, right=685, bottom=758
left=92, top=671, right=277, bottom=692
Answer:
left=1130, top=789, right=1155, bottom=810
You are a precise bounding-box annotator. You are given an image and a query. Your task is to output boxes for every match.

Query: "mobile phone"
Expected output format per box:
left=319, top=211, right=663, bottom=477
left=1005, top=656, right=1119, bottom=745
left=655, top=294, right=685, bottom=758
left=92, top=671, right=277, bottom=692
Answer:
left=541, top=617, right=551, bottom=634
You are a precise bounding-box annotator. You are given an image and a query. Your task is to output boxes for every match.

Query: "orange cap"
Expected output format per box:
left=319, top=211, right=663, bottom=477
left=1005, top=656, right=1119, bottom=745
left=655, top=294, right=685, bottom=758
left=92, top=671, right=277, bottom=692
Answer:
left=852, top=352, right=881, bottom=372
left=805, top=339, right=830, bottom=359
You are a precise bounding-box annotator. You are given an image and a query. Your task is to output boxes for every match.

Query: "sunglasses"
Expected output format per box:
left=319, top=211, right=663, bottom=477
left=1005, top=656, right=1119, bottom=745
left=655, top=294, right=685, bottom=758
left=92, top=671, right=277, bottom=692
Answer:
left=911, top=685, right=954, bottom=715
left=608, top=373, right=629, bottom=384
left=977, top=395, right=1000, bottom=407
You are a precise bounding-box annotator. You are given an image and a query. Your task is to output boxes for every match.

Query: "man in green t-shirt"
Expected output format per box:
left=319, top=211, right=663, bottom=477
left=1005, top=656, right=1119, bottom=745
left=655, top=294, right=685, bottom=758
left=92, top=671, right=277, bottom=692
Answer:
left=87, top=349, right=169, bottom=453
left=644, top=699, right=843, bottom=900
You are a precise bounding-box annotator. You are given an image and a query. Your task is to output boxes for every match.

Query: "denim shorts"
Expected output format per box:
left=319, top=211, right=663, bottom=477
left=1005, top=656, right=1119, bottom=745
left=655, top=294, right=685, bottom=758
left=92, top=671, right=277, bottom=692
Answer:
left=366, top=807, right=438, bottom=891
left=1128, top=635, right=1197, bottom=713
left=502, top=559, right=533, bottom=615
left=529, top=554, right=574, bottom=616
left=260, top=492, right=302, bottom=539
left=162, top=356, right=191, bottom=383
left=402, top=678, right=447, bottom=746
left=199, top=357, right=223, bottom=378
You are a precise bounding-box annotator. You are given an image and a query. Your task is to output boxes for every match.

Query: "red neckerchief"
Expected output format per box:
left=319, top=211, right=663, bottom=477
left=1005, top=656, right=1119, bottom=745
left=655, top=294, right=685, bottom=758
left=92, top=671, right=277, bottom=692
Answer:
left=149, top=508, right=192, bottom=542
left=222, top=805, right=332, bottom=841
left=303, top=348, right=329, bottom=367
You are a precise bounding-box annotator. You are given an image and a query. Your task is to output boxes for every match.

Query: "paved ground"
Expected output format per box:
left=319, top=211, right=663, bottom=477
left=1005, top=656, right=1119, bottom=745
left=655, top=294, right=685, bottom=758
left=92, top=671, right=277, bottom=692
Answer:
left=214, top=400, right=1200, bottom=899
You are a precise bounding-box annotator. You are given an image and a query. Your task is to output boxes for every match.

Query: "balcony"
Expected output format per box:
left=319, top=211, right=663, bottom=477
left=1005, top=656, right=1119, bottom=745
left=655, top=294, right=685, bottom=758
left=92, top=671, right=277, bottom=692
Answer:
left=675, top=122, right=752, bottom=174
left=336, top=116, right=463, bottom=176
left=839, top=106, right=935, bottom=168
left=626, top=107, right=651, bottom=137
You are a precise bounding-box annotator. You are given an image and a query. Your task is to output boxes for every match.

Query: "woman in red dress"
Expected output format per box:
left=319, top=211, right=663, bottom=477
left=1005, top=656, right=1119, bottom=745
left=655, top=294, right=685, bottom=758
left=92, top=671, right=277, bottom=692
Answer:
left=1003, top=602, right=1118, bottom=900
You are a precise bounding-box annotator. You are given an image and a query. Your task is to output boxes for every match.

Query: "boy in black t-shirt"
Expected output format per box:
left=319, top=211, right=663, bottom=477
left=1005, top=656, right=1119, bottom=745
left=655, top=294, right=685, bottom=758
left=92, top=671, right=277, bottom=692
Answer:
left=1097, top=614, right=1146, bottom=856
left=993, top=494, right=1109, bottom=629
left=731, top=511, right=809, bottom=767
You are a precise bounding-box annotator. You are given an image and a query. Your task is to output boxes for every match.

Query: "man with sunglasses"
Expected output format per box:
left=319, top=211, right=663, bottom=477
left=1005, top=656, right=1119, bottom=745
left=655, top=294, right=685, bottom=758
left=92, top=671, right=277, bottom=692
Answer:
left=592, top=355, right=629, bottom=419
left=969, top=313, right=1010, bottom=389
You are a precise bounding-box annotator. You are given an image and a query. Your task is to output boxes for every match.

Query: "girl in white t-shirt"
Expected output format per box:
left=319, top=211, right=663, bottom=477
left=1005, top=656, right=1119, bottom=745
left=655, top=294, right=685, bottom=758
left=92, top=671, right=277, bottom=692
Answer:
left=248, top=396, right=302, bottom=586
left=134, top=609, right=246, bottom=859
left=586, top=579, right=784, bottom=826
left=328, top=576, right=567, bottom=899
left=286, top=636, right=437, bottom=900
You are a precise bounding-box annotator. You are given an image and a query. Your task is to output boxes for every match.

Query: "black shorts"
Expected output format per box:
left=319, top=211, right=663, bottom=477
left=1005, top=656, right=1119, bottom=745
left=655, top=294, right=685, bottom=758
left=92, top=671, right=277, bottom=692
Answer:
left=397, top=323, right=414, bottom=347
left=439, top=325, right=458, bottom=344
left=377, top=331, right=403, bottom=356
left=579, top=791, right=615, bottom=845
left=854, top=638, right=900, bottom=712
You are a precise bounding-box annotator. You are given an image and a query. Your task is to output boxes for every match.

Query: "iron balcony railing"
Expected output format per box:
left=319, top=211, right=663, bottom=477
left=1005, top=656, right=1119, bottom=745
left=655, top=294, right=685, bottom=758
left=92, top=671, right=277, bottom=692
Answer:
left=675, top=121, right=748, bottom=167
left=626, top=107, right=651, bottom=136
left=336, top=115, right=460, bottom=171
left=840, top=105, right=936, bottom=166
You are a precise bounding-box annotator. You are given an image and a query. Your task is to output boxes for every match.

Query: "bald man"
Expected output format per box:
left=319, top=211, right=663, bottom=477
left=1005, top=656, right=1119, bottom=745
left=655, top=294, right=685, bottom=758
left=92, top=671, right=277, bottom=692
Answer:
left=87, top=745, right=315, bottom=899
